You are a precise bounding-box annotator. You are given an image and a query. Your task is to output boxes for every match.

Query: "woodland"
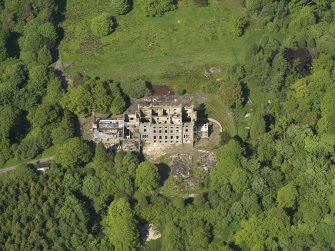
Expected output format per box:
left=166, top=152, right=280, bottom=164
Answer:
left=1, top=0, right=335, bottom=250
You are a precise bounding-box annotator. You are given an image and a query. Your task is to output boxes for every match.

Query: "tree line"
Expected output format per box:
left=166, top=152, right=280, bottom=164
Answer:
left=1, top=0, right=335, bottom=250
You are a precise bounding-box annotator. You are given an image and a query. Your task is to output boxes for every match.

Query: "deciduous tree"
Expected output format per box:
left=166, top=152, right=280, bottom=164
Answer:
left=122, top=78, right=151, bottom=98
left=135, top=161, right=159, bottom=194
left=55, top=137, right=92, bottom=168
left=277, top=183, right=297, bottom=208
left=219, top=80, right=243, bottom=108
left=104, top=198, right=139, bottom=250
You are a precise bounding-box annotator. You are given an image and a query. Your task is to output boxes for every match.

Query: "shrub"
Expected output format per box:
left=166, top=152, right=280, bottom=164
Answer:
left=141, top=0, right=177, bottom=17
left=219, top=80, right=243, bottom=108
left=231, top=16, right=249, bottom=37
left=111, top=0, right=131, bottom=15
left=121, top=78, right=151, bottom=98
left=91, top=13, right=114, bottom=37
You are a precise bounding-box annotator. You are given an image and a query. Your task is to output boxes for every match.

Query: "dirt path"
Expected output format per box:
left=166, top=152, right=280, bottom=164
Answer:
left=53, top=49, right=71, bottom=89
left=0, top=156, right=54, bottom=174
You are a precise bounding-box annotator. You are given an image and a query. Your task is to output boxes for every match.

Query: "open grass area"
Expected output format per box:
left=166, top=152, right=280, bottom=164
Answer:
left=206, top=94, right=237, bottom=136
left=60, top=0, right=269, bottom=82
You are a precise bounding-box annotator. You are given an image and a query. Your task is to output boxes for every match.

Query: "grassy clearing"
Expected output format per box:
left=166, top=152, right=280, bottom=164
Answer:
left=206, top=94, right=237, bottom=136
left=60, top=1, right=268, bottom=81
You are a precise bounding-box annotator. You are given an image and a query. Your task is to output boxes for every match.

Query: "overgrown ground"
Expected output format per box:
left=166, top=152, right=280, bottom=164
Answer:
left=59, top=0, right=281, bottom=138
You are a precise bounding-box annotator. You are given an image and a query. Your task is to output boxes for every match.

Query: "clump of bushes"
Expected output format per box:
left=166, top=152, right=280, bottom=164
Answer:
left=231, top=16, right=249, bottom=37
left=91, top=13, right=115, bottom=37
left=140, top=0, right=177, bottom=17
left=111, top=0, right=131, bottom=15
left=121, top=78, right=151, bottom=98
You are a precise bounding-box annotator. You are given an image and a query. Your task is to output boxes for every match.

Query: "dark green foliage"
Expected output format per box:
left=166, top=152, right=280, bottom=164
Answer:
left=111, top=0, right=131, bottom=15
left=61, top=78, right=127, bottom=116
left=57, top=194, right=91, bottom=248
left=218, top=80, right=243, bottom=108
left=0, top=167, right=95, bottom=250
left=1, top=0, right=335, bottom=250
left=19, top=19, right=57, bottom=63
left=162, top=222, right=185, bottom=251
left=0, top=28, right=8, bottom=61
left=51, top=111, right=76, bottom=145
left=82, top=175, right=102, bottom=199
left=122, top=78, right=151, bottom=98
left=0, top=106, right=22, bottom=164
left=91, top=13, right=115, bottom=37
left=28, top=103, right=62, bottom=128
left=140, top=0, right=177, bottom=17
left=210, top=139, right=245, bottom=188
left=135, top=161, right=159, bottom=194
left=104, top=198, right=139, bottom=250
left=55, top=137, right=92, bottom=168
left=37, top=46, right=52, bottom=65
left=231, top=16, right=249, bottom=37
left=110, top=83, right=127, bottom=115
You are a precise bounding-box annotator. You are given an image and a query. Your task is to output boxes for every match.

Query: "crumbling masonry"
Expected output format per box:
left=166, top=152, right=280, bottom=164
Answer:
left=92, top=104, right=208, bottom=151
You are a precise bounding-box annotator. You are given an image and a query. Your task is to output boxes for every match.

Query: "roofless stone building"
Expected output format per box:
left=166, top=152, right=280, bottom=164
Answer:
left=92, top=104, right=208, bottom=151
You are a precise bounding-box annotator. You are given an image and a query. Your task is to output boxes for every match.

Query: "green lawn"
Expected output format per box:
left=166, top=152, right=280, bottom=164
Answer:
left=206, top=94, right=237, bottom=136
left=60, top=1, right=268, bottom=82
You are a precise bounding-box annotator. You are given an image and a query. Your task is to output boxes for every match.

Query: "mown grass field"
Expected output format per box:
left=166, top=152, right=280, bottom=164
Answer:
left=59, top=0, right=277, bottom=136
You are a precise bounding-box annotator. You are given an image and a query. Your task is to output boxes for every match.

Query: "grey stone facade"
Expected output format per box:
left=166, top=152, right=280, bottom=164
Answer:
left=92, top=105, right=208, bottom=149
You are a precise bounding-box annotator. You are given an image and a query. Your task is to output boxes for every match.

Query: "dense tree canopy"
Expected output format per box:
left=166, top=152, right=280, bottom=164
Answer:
left=55, top=137, right=92, bottom=168
left=61, top=79, right=127, bottom=116
left=1, top=0, right=335, bottom=250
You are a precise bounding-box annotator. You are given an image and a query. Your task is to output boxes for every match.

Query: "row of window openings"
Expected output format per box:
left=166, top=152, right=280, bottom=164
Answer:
left=142, top=135, right=190, bottom=140
left=153, top=141, right=180, bottom=144
left=143, top=125, right=187, bottom=129
left=143, top=129, right=189, bottom=133
left=152, top=135, right=179, bottom=140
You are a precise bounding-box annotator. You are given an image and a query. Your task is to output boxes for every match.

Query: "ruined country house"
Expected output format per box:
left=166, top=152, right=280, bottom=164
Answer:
left=92, top=104, right=209, bottom=152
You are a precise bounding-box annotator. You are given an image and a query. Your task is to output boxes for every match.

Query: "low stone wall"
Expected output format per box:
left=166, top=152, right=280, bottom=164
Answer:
left=208, top=118, right=223, bottom=133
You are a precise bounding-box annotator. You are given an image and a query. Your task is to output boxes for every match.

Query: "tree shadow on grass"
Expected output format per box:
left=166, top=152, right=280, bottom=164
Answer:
left=156, top=163, right=170, bottom=186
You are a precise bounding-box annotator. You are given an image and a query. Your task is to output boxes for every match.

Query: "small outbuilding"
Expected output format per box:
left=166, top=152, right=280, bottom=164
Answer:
left=34, top=163, right=50, bottom=172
